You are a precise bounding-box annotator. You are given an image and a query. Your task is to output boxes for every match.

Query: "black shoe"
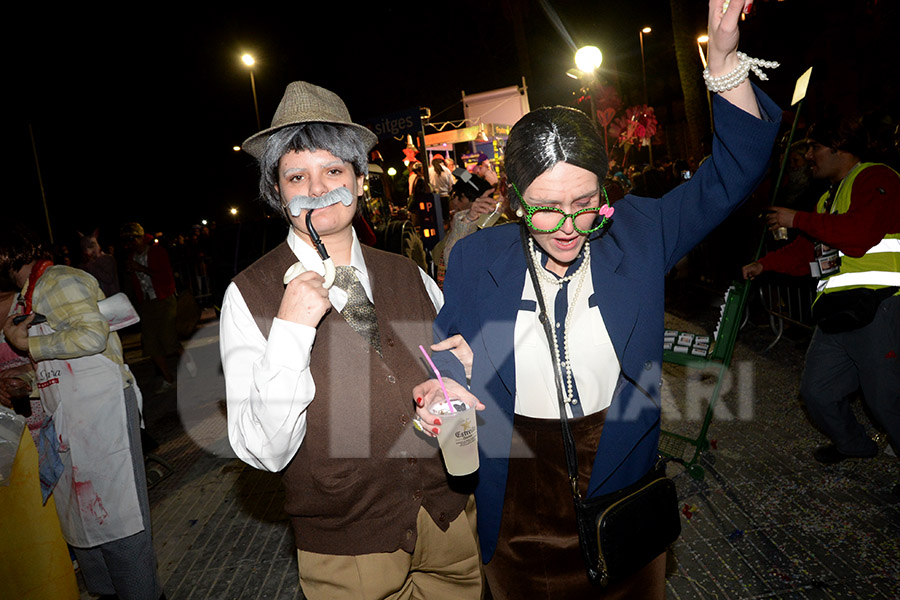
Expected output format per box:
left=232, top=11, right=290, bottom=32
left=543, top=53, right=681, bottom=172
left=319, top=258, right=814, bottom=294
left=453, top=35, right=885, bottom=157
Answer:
left=813, top=443, right=878, bottom=464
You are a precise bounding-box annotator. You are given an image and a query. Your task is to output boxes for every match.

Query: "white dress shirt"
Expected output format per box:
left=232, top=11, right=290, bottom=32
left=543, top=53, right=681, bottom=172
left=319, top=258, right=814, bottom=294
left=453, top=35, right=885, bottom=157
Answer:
left=514, top=256, right=620, bottom=419
left=430, top=165, right=455, bottom=197
left=221, top=227, right=443, bottom=471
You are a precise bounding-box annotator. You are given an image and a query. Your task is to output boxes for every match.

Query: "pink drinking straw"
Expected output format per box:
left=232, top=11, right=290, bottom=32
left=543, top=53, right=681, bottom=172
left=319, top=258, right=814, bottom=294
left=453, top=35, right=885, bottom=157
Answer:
left=418, top=345, right=454, bottom=412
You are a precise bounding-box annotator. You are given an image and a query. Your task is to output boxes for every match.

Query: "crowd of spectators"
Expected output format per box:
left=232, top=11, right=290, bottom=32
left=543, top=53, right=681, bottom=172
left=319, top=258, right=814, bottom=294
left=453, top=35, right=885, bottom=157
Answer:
left=49, top=221, right=218, bottom=311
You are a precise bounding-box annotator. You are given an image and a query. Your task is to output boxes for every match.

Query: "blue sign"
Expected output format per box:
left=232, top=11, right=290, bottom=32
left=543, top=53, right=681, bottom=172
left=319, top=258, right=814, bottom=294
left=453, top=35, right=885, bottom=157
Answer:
left=362, top=108, right=422, bottom=140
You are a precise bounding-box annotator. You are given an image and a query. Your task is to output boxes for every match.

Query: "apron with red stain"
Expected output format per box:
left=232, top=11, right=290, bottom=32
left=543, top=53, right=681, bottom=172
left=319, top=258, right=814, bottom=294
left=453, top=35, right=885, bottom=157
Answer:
left=27, top=264, right=144, bottom=547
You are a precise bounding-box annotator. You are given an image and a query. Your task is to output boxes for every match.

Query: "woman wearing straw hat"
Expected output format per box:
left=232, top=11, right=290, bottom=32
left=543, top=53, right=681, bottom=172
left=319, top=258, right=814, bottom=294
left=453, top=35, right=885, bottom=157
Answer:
left=220, top=81, right=482, bottom=599
left=414, top=1, right=781, bottom=596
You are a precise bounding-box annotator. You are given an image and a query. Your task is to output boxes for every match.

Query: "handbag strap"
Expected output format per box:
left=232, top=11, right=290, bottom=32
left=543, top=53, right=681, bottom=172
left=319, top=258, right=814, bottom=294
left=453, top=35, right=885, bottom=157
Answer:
left=520, top=224, right=584, bottom=501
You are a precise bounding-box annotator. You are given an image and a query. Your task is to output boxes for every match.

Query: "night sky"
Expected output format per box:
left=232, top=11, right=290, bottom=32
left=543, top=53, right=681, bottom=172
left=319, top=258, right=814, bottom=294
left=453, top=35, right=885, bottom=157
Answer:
left=9, top=1, right=899, bottom=252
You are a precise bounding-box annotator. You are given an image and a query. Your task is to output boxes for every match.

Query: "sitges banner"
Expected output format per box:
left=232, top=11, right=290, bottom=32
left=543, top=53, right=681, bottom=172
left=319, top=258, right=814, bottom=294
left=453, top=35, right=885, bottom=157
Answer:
left=361, top=108, right=422, bottom=140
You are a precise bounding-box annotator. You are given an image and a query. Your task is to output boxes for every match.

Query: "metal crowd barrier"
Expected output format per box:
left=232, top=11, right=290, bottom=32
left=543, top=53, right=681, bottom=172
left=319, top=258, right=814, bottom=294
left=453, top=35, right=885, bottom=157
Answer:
left=755, top=273, right=817, bottom=352
left=659, top=279, right=750, bottom=480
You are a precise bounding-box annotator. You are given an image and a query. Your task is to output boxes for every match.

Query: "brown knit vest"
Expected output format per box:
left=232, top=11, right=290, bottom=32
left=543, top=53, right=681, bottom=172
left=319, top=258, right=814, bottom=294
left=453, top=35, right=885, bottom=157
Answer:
left=233, top=242, right=468, bottom=555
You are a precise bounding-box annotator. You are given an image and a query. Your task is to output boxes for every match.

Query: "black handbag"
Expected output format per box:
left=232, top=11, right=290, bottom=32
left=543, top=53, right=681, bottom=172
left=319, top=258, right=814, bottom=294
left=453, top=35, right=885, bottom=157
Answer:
left=575, top=463, right=680, bottom=586
left=521, top=225, right=681, bottom=586
left=812, top=286, right=898, bottom=334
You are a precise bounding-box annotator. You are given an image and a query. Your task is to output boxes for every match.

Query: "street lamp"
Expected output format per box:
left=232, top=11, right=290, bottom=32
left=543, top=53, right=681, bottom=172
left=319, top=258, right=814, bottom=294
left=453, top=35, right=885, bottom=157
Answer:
left=639, top=27, right=653, bottom=166
left=574, top=46, right=603, bottom=128
left=697, top=36, right=714, bottom=130
left=696, top=35, right=709, bottom=68
left=241, top=53, right=261, bottom=131
left=574, top=46, right=603, bottom=74
left=639, top=27, right=651, bottom=105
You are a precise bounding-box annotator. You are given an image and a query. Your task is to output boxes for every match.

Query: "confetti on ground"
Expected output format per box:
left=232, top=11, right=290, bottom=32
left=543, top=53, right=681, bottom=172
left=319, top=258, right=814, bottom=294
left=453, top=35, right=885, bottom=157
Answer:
left=661, top=309, right=900, bottom=598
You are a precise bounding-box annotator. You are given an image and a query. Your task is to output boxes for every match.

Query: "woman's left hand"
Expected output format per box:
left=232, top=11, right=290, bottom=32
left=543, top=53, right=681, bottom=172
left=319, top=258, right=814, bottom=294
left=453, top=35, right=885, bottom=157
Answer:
left=705, top=0, right=761, bottom=118
left=430, top=334, right=473, bottom=381
left=707, top=0, right=750, bottom=72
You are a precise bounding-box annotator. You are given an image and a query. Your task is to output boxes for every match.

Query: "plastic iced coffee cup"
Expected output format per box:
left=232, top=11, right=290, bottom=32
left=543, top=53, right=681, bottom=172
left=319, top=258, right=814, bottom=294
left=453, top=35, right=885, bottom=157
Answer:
left=429, top=398, right=479, bottom=476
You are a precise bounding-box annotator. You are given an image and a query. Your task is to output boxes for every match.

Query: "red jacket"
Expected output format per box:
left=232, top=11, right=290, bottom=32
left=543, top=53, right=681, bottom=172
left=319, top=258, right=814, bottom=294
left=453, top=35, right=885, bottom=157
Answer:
left=759, top=164, right=900, bottom=275
left=129, top=244, right=176, bottom=303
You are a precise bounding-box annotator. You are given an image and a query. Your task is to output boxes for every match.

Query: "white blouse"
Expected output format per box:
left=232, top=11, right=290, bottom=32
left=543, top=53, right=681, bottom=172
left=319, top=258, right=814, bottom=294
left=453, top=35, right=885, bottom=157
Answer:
left=513, top=254, right=620, bottom=419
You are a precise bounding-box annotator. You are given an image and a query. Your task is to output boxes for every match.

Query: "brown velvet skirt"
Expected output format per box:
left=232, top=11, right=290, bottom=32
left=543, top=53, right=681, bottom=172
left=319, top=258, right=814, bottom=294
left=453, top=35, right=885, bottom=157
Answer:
left=484, top=410, right=666, bottom=600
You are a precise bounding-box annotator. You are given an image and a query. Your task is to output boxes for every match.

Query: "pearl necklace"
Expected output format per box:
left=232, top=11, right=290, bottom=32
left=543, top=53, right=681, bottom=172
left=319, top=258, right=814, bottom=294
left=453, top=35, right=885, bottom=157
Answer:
left=528, top=236, right=591, bottom=285
left=528, top=236, right=591, bottom=406
left=702, top=52, right=780, bottom=93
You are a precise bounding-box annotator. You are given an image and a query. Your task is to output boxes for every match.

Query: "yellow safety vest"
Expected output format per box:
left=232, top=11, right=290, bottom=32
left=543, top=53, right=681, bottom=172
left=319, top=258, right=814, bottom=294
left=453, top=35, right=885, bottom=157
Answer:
left=815, top=162, right=900, bottom=297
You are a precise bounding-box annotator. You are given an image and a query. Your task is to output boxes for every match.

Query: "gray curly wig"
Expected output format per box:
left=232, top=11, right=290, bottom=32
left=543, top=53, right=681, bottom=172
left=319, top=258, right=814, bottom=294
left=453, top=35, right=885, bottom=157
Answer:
left=258, top=123, right=369, bottom=212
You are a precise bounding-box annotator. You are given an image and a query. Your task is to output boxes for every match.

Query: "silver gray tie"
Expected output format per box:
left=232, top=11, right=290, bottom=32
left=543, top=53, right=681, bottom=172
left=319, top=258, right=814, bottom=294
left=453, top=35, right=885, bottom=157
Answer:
left=333, top=266, right=382, bottom=356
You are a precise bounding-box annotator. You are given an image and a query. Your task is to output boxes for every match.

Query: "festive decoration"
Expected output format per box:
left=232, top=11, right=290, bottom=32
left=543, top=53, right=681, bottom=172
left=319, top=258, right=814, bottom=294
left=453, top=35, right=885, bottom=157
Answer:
left=607, top=104, right=660, bottom=167
left=597, top=107, right=617, bottom=128
left=402, top=135, right=418, bottom=165
left=610, top=105, right=658, bottom=147
left=575, top=82, right=623, bottom=155
left=574, top=83, right=661, bottom=161
left=591, top=84, right=624, bottom=116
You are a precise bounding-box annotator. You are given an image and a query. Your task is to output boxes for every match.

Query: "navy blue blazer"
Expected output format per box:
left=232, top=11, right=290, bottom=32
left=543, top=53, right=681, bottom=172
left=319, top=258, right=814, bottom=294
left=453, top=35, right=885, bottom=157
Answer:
left=432, top=88, right=780, bottom=563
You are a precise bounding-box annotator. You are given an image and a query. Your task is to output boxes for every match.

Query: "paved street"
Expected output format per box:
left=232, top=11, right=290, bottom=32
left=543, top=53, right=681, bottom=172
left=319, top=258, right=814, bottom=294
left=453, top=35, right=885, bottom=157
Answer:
left=661, top=294, right=899, bottom=600
left=78, top=290, right=899, bottom=599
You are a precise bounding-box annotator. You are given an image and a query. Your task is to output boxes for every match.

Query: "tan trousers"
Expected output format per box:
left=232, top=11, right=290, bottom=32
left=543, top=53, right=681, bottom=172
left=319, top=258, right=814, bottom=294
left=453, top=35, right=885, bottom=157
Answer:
left=297, top=495, right=483, bottom=600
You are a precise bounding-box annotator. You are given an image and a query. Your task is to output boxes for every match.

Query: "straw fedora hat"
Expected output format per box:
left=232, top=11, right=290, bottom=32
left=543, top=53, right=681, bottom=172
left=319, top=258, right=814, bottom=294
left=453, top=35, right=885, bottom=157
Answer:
left=242, top=81, right=378, bottom=159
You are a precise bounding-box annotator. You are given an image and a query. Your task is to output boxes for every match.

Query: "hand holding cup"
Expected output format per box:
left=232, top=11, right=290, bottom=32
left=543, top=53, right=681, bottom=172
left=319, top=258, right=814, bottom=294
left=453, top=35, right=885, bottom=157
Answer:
left=412, top=377, right=483, bottom=476
left=412, top=377, right=483, bottom=437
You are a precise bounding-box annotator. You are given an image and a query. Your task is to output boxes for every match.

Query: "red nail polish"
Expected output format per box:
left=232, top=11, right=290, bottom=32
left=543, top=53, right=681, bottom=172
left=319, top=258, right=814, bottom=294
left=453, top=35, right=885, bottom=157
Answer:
left=432, top=427, right=439, bottom=434
left=434, top=418, right=442, bottom=426
left=415, top=397, right=423, bottom=406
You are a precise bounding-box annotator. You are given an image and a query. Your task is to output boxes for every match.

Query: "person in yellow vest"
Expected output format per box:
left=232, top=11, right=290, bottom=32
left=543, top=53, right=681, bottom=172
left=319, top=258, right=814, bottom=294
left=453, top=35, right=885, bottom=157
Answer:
left=743, top=115, right=900, bottom=492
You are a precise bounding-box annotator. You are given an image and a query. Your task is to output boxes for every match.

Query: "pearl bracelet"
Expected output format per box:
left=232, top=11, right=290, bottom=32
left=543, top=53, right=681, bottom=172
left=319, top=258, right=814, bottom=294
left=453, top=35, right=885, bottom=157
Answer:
left=703, top=51, right=779, bottom=93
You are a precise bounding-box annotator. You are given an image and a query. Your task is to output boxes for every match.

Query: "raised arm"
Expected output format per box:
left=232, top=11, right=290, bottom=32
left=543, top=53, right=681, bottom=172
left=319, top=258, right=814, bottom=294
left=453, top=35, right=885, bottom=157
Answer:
left=706, top=0, right=767, bottom=118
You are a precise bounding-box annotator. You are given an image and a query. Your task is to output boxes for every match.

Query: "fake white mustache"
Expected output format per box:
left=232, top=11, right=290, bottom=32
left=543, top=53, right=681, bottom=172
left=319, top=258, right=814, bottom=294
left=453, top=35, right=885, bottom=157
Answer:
left=285, top=187, right=354, bottom=216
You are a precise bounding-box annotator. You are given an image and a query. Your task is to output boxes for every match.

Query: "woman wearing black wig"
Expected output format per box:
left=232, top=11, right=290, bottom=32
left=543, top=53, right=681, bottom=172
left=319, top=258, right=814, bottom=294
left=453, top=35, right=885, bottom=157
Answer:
left=414, top=0, right=780, bottom=596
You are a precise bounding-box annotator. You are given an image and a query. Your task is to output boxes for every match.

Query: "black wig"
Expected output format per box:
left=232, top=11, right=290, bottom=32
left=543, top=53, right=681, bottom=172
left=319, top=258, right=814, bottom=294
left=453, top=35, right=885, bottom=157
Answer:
left=505, top=106, right=608, bottom=208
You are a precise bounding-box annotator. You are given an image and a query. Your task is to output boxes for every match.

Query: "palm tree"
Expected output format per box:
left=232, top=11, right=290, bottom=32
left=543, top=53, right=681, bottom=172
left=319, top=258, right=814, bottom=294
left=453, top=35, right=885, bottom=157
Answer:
left=669, top=0, right=710, bottom=162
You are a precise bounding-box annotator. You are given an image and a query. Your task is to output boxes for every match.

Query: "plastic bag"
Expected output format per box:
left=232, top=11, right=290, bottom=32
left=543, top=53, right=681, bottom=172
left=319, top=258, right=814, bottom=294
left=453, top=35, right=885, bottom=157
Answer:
left=0, top=406, right=26, bottom=486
